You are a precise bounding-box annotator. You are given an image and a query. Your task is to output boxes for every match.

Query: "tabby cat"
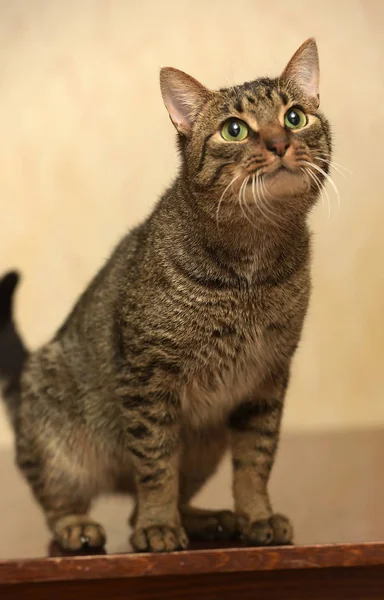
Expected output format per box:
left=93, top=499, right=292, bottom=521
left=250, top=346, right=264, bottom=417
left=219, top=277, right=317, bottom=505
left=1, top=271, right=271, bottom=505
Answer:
left=0, top=38, right=331, bottom=552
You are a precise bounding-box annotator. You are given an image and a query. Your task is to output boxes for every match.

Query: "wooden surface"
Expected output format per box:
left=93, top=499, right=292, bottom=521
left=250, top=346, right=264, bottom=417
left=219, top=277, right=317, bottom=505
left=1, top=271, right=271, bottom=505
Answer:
left=1, top=544, right=384, bottom=599
left=1, top=542, right=384, bottom=585
left=1, top=567, right=384, bottom=600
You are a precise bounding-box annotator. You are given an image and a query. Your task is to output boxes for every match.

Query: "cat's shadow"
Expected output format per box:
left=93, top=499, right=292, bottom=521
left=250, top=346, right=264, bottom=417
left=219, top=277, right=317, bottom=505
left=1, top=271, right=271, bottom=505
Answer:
left=48, top=540, right=107, bottom=557
left=47, top=538, right=289, bottom=557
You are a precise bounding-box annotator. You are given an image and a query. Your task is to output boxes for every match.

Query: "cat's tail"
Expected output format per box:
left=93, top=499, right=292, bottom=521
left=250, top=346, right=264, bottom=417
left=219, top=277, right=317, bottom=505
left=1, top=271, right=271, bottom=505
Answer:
left=0, top=271, right=28, bottom=427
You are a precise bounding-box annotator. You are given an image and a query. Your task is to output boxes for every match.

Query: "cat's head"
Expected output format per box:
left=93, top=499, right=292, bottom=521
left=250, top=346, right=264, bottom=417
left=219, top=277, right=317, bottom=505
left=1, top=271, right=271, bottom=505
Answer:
left=160, top=38, right=331, bottom=225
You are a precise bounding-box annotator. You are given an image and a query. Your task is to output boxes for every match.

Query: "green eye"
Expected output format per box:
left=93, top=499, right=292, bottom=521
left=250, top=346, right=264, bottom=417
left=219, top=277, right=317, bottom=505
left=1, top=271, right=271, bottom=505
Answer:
left=284, top=108, right=307, bottom=130
left=221, top=118, right=249, bottom=141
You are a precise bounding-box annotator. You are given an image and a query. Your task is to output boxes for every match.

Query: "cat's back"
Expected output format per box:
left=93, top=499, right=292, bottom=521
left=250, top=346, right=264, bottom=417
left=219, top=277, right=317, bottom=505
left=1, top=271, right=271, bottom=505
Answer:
left=21, top=224, right=146, bottom=392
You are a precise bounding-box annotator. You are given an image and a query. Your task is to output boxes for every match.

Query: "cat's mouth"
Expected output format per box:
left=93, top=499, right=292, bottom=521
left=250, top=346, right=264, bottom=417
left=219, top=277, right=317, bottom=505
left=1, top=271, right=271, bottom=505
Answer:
left=246, top=164, right=301, bottom=182
left=262, top=165, right=287, bottom=179
left=244, top=163, right=309, bottom=199
left=264, top=165, right=302, bottom=179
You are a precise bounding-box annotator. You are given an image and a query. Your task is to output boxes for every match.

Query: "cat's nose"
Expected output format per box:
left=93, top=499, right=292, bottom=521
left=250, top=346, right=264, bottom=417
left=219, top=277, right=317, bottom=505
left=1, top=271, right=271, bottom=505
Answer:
left=261, top=126, right=290, bottom=157
left=266, top=138, right=290, bottom=157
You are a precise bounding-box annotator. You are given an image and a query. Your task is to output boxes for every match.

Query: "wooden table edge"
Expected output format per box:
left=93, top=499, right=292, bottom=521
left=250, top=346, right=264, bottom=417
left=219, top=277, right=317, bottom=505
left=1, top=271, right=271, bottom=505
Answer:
left=1, top=541, right=384, bottom=585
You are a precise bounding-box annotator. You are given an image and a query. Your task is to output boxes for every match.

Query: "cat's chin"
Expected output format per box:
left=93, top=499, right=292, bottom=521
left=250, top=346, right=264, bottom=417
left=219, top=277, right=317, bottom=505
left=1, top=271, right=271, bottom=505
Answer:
left=246, top=168, right=310, bottom=199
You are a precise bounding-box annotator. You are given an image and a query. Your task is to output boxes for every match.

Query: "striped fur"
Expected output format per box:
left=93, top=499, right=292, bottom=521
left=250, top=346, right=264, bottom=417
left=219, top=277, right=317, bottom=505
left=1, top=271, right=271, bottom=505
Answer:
left=1, top=39, right=331, bottom=552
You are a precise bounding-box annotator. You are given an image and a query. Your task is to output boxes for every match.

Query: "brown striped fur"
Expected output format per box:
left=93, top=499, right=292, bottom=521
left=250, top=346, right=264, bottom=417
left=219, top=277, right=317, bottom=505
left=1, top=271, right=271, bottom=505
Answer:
left=0, top=39, right=331, bottom=552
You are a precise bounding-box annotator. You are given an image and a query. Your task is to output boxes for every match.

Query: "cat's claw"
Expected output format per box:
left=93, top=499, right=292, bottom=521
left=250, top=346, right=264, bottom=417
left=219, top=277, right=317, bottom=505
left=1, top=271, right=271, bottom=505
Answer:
left=131, top=524, right=189, bottom=553
left=269, top=513, right=294, bottom=545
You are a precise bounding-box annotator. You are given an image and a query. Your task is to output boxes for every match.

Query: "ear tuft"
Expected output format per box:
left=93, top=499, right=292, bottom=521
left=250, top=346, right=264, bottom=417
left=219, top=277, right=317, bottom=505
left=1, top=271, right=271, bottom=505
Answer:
left=160, top=67, right=211, bottom=135
left=281, top=38, right=320, bottom=106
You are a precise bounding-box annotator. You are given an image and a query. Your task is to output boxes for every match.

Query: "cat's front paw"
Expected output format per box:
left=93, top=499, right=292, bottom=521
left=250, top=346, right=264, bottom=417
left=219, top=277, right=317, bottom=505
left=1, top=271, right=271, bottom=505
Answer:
left=131, top=524, right=189, bottom=552
left=238, top=513, right=293, bottom=546
left=53, top=516, right=106, bottom=551
left=269, top=513, right=294, bottom=545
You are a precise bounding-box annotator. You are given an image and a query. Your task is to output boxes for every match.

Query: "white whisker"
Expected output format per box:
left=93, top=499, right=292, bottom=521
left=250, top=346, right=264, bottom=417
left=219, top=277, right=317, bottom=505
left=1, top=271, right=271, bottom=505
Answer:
left=255, top=173, right=280, bottom=228
left=302, top=166, right=331, bottom=218
left=316, top=158, right=348, bottom=180
left=313, top=152, right=352, bottom=174
left=260, top=175, right=284, bottom=227
left=215, top=174, right=241, bottom=231
left=302, top=160, right=341, bottom=216
left=238, top=175, right=256, bottom=228
left=248, top=174, right=264, bottom=232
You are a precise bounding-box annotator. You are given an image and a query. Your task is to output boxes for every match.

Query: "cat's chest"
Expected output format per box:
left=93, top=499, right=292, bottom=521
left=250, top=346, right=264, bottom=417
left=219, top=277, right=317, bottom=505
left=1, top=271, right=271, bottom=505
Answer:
left=179, top=278, right=305, bottom=429
left=180, top=324, right=272, bottom=429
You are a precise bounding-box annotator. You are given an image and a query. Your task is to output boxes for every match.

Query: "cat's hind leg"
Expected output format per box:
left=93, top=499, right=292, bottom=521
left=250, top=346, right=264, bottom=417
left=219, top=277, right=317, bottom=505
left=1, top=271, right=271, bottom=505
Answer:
left=16, top=437, right=106, bottom=551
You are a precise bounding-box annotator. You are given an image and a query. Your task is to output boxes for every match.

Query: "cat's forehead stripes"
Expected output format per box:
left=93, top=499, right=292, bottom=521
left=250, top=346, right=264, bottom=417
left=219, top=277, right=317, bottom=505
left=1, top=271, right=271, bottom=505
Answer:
left=226, top=79, right=287, bottom=105
left=217, top=81, right=287, bottom=130
left=243, top=82, right=288, bottom=109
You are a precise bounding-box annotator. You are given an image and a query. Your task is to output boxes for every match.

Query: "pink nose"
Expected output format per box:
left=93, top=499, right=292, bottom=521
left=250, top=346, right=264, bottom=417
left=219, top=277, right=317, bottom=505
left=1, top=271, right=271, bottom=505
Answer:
left=265, top=138, right=290, bottom=157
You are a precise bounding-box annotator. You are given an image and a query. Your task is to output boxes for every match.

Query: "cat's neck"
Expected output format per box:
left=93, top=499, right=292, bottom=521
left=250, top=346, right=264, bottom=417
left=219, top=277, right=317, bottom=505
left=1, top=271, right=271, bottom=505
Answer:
left=157, top=177, right=311, bottom=284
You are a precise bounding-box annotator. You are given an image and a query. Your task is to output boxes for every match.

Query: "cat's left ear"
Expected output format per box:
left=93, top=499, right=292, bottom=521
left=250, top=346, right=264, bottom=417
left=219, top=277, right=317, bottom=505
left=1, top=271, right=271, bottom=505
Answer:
left=281, top=38, right=320, bottom=107
left=160, top=67, right=212, bottom=136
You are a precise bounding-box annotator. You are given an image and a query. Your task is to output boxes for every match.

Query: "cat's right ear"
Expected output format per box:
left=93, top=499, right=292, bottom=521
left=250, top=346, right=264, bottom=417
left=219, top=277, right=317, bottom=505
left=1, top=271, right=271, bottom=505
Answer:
left=160, top=68, right=211, bottom=136
left=281, top=38, right=320, bottom=107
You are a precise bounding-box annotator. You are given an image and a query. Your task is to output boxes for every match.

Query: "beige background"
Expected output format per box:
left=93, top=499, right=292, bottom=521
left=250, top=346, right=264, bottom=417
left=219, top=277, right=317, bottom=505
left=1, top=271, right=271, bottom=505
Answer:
left=1, top=0, right=384, bottom=559
left=0, top=0, right=383, bottom=441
